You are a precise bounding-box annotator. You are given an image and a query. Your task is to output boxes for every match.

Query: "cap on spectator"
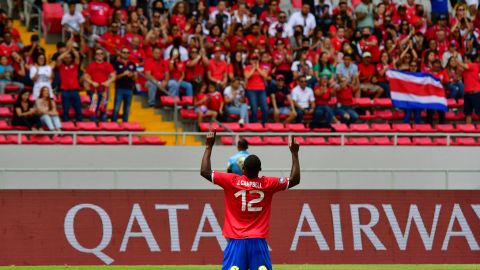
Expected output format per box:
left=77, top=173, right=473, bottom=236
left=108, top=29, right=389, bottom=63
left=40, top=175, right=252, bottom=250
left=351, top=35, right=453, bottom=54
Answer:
left=362, top=52, right=372, bottom=58
left=276, top=74, right=285, bottom=80
left=438, top=14, right=447, bottom=20
left=213, top=46, right=223, bottom=53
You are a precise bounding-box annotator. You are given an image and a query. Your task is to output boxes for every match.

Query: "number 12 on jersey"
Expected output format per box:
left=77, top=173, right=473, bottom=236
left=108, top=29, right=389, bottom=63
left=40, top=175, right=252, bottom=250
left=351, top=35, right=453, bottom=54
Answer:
left=234, top=190, right=264, bottom=212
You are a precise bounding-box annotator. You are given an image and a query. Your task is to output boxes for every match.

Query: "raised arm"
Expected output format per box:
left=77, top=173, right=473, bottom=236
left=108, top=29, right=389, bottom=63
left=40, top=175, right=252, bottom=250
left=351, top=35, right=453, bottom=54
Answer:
left=200, top=129, right=217, bottom=182
left=288, top=135, right=300, bottom=189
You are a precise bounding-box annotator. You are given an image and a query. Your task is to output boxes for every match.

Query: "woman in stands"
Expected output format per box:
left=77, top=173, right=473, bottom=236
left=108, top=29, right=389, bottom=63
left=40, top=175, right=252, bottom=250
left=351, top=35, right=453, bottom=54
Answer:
left=194, top=83, right=218, bottom=124
left=29, top=54, right=54, bottom=100
left=445, top=55, right=465, bottom=99
left=315, top=52, right=336, bottom=87
left=228, top=51, right=245, bottom=82
left=171, top=1, right=189, bottom=31
left=168, top=48, right=193, bottom=97
left=35, top=87, right=62, bottom=131
left=244, top=53, right=269, bottom=124
left=12, top=90, right=42, bottom=131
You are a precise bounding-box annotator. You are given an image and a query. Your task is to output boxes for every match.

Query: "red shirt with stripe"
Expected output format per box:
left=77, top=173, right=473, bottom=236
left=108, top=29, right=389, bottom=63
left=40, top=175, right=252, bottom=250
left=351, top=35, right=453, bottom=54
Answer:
left=212, top=171, right=289, bottom=239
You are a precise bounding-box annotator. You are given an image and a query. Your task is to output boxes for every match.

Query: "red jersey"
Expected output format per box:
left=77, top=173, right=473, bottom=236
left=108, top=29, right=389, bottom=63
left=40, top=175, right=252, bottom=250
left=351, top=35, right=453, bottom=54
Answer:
left=144, top=58, right=168, bottom=81
left=208, top=59, right=228, bottom=81
left=358, top=62, right=376, bottom=83
left=244, top=65, right=267, bottom=90
left=99, top=32, right=126, bottom=56
left=0, top=42, right=19, bottom=58
left=336, top=85, right=354, bottom=105
left=170, top=15, right=187, bottom=31
left=314, top=86, right=333, bottom=105
left=185, top=59, right=205, bottom=82
left=58, top=63, right=80, bottom=89
left=85, top=2, right=110, bottom=26
left=207, top=91, right=223, bottom=111
left=86, top=61, right=115, bottom=91
left=462, top=63, right=480, bottom=93
left=169, top=60, right=186, bottom=80
left=212, top=171, right=289, bottom=239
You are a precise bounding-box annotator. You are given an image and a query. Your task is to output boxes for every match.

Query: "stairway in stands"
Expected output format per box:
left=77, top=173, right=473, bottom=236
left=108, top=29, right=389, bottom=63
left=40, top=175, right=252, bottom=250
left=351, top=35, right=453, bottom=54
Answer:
left=14, top=20, right=200, bottom=145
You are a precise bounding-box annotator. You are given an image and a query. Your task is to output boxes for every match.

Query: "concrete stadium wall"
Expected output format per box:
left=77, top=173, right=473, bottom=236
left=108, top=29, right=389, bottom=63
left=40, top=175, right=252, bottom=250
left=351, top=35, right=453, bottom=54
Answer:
left=0, top=146, right=479, bottom=190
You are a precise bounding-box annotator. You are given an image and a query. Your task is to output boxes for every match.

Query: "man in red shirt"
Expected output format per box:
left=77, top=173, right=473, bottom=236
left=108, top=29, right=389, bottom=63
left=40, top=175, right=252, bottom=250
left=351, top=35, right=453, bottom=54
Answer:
left=358, top=52, right=384, bottom=98
left=84, top=0, right=111, bottom=51
left=56, top=45, right=82, bottom=122
left=144, top=47, right=169, bottom=107
left=456, top=55, right=480, bottom=124
left=208, top=47, right=228, bottom=88
left=200, top=130, right=300, bottom=270
left=0, top=32, right=20, bottom=61
left=98, top=22, right=126, bottom=57
left=334, top=76, right=359, bottom=124
left=84, top=48, right=116, bottom=122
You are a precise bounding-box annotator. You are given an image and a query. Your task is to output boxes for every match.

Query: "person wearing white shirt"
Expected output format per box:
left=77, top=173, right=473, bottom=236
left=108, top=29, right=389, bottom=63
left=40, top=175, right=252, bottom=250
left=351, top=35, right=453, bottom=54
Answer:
left=268, top=12, right=294, bottom=38
left=291, top=75, right=315, bottom=123
left=209, top=1, right=232, bottom=32
left=288, top=4, right=317, bottom=37
left=61, top=3, right=85, bottom=34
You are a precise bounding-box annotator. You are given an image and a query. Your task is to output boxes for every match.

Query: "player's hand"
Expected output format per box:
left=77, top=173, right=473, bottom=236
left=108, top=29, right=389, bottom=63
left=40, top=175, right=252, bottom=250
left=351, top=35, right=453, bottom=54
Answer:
left=289, top=135, right=299, bottom=153
left=205, top=129, right=216, bottom=148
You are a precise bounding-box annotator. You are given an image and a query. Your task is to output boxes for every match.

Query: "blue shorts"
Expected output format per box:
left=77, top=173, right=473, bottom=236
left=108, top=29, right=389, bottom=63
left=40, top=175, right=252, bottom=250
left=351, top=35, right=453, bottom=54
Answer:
left=222, top=238, right=272, bottom=270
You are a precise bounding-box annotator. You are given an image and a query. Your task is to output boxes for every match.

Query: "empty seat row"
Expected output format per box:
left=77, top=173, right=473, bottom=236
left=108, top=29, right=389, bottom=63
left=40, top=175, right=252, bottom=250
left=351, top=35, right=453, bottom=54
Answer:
left=0, top=120, right=145, bottom=132
left=219, top=136, right=480, bottom=146
left=199, top=122, right=312, bottom=133
left=332, top=123, right=480, bottom=133
left=0, top=135, right=166, bottom=145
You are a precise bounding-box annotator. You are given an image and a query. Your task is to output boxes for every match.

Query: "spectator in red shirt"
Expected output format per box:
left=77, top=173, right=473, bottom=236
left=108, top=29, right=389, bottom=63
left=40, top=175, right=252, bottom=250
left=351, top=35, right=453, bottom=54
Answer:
left=3, top=19, right=21, bottom=46
left=456, top=54, right=480, bottom=124
left=56, top=46, right=82, bottom=122
left=208, top=47, right=229, bottom=88
left=312, top=75, right=339, bottom=127
left=358, top=52, right=384, bottom=98
left=167, top=48, right=193, bottom=96
left=144, top=47, right=170, bottom=107
left=98, top=22, right=125, bottom=57
left=186, top=47, right=209, bottom=88
left=376, top=51, right=392, bottom=97
left=128, top=36, right=146, bottom=65
left=207, top=82, right=224, bottom=119
left=228, top=51, right=246, bottom=82
left=84, top=0, right=111, bottom=49
left=170, top=1, right=189, bottom=31
left=244, top=53, right=269, bottom=123
left=194, top=83, right=218, bottom=124
left=444, top=55, right=464, bottom=99
left=124, top=23, right=145, bottom=47
left=84, top=48, right=116, bottom=122
left=334, top=76, right=359, bottom=124
left=0, top=32, right=20, bottom=60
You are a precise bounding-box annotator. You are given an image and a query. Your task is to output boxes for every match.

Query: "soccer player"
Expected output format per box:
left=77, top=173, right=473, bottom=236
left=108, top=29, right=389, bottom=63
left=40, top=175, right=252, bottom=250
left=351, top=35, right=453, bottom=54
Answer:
left=200, top=130, right=300, bottom=270
left=227, top=138, right=250, bottom=175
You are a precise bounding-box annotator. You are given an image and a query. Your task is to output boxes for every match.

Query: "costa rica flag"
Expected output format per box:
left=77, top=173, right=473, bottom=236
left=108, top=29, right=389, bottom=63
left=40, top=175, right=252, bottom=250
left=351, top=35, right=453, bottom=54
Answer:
left=386, top=70, right=448, bottom=111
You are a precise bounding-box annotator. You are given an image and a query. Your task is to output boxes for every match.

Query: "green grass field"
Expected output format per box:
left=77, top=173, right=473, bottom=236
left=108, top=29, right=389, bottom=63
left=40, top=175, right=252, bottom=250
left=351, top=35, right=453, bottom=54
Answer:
left=0, top=266, right=479, bottom=270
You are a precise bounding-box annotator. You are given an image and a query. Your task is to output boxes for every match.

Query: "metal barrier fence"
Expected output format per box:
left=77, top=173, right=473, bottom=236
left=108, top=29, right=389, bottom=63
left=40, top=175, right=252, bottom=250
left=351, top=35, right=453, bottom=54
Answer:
left=1, top=130, right=480, bottom=146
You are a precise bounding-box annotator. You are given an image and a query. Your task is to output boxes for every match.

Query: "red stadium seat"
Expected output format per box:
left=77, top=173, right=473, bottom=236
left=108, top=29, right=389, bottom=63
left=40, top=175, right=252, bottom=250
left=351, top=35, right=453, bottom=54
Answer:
left=285, top=123, right=310, bottom=132
left=61, top=122, right=79, bottom=131
left=244, top=123, right=267, bottom=132
left=42, top=3, right=63, bottom=35
left=392, top=110, right=405, bottom=120
left=396, top=137, right=413, bottom=145
left=0, top=120, right=10, bottom=130
left=371, top=137, right=392, bottom=145
left=54, top=135, right=73, bottom=145
left=436, top=124, right=457, bottom=133
left=220, top=136, right=235, bottom=145
left=180, top=109, right=197, bottom=119
left=117, top=136, right=141, bottom=145
left=76, top=121, right=100, bottom=131
left=160, top=96, right=180, bottom=106
left=223, top=122, right=246, bottom=132
left=243, top=136, right=264, bottom=145
left=445, top=111, right=463, bottom=121
left=456, top=124, right=476, bottom=133
left=265, top=123, right=285, bottom=132
left=413, top=124, right=435, bottom=133
left=373, top=98, right=392, bottom=107
left=305, top=137, right=327, bottom=145
left=292, top=136, right=306, bottom=145
left=77, top=135, right=98, bottom=144
left=331, top=123, right=349, bottom=132
left=29, top=135, right=54, bottom=144
left=121, top=122, right=145, bottom=131
left=263, top=136, right=287, bottom=145
left=353, top=98, right=372, bottom=107
left=392, top=123, right=413, bottom=132
left=0, top=107, right=13, bottom=117
left=97, top=136, right=120, bottom=145
left=5, top=85, right=21, bottom=92
left=0, top=135, right=8, bottom=144
left=447, top=99, right=461, bottom=108
left=359, top=110, right=375, bottom=120
left=312, top=127, right=331, bottom=132
left=346, top=137, right=371, bottom=145
left=433, top=137, right=449, bottom=146
left=327, top=137, right=342, bottom=145
left=374, top=110, right=394, bottom=120
left=142, top=137, right=167, bottom=145
left=198, top=122, right=225, bottom=132
left=0, top=94, right=14, bottom=105
left=80, top=95, right=91, bottom=105
left=412, top=137, right=433, bottom=146
left=371, top=123, right=392, bottom=132
left=453, top=137, right=478, bottom=146
left=350, top=123, right=370, bottom=132
left=6, top=135, right=28, bottom=144
left=181, top=96, right=193, bottom=106
left=99, top=122, right=123, bottom=131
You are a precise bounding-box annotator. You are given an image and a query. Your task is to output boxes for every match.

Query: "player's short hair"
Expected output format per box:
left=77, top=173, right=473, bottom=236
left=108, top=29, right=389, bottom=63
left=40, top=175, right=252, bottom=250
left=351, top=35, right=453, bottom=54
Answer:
left=244, top=155, right=261, bottom=174
left=237, top=139, right=248, bottom=151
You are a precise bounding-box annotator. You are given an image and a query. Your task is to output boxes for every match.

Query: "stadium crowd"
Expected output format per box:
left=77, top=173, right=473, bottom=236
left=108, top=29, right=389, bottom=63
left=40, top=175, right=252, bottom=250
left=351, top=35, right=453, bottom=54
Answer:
left=0, top=0, right=480, bottom=132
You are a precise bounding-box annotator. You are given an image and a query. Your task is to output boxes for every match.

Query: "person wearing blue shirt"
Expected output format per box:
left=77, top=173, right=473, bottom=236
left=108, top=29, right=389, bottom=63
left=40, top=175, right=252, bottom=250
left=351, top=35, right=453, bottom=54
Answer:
left=227, top=139, right=250, bottom=175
